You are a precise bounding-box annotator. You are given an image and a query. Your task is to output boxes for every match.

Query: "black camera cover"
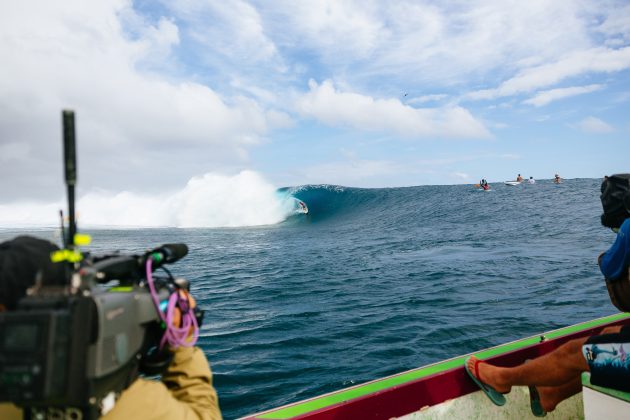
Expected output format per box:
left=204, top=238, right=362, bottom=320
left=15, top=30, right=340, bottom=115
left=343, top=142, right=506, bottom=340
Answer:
left=0, top=236, right=67, bottom=310
left=601, top=174, right=630, bottom=229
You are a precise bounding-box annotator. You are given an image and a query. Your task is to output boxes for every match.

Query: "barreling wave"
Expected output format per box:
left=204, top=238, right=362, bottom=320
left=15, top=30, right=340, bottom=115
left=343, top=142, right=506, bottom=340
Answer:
left=280, top=184, right=431, bottom=226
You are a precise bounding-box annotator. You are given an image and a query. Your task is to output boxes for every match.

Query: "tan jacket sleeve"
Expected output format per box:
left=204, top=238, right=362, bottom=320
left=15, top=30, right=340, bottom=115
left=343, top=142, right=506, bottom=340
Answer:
left=0, top=403, right=22, bottom=419
left=162, top=345, right=222, bottom=420
left=103, top=346, right=222, bottom=420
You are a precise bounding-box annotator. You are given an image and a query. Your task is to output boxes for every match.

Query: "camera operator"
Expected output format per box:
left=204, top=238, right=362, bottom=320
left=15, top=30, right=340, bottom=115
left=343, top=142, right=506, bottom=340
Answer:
left=0, top=235, right=222, bottom=420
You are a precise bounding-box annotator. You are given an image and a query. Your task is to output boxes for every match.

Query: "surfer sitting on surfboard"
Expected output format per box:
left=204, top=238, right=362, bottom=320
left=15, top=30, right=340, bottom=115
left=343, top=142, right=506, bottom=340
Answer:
left=475, top=179, right=490, bottom=190
left=516, top=174, right=523, bottom=182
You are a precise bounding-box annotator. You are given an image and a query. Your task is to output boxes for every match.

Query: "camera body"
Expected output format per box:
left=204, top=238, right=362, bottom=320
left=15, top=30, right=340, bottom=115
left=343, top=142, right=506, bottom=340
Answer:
left=0, top=293, right=95, bottom=407
left=0, top=251, right=196, bottom=418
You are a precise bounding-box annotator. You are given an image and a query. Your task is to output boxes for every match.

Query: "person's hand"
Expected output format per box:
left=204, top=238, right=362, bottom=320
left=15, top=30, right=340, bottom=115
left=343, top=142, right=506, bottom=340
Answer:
left=172, top=289, right=197, bottom=338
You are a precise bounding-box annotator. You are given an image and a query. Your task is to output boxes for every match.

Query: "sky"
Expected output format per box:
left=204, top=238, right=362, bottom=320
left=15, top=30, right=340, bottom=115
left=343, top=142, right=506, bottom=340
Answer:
left=1, top=1, right=630, bottom=218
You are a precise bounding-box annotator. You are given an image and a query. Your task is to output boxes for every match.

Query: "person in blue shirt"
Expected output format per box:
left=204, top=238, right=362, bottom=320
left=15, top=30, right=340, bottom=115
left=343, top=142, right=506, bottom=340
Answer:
left=465, top=174, right=630, bottom=417
left=600, top=218, right=630, bottom=281
left=599, top=174, right=630, bottom=312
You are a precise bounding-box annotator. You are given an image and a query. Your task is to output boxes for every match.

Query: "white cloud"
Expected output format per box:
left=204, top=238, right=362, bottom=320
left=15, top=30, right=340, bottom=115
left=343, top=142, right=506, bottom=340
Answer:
left=576, top=116, right=614, bottom=133
left=296, top=80, right=491, bottom=139
left=139, top=17, right=180, bottom=57
left=268, top=0, right=630, bottom=112
left=523, top=84, right=604, bottom=107
left=263, top=0, right=606, bottom=87
left=597, top=4, right=630, bottom=43
left=165, top=0, right=282, bottom=70
left=0, top=142, right=30, bottom=163
left=0, top=0, right=284, bottom=201
left=468, top=48, right=630, bottom=100
left=271, top=0, right=384, bottom=61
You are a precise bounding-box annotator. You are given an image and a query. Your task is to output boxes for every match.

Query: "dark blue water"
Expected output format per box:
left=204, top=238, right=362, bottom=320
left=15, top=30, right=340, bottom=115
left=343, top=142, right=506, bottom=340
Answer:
left=0, top=178, right=618, bottom=419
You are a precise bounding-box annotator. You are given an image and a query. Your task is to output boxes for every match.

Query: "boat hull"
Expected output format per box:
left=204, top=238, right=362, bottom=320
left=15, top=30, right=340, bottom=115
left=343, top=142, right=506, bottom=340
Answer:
left=243, top=313, right=630, bottom=420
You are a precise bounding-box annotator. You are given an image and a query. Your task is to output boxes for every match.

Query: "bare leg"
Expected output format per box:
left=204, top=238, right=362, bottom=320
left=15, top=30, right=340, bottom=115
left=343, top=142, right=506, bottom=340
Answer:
left=467, top=336, right=590, bottom=393
left=537, top=376, right=582, bottom=412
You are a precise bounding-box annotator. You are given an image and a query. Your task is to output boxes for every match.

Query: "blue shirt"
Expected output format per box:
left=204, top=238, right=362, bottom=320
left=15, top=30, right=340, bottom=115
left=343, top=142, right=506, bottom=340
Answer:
left=600, top=218, right=630, bottom=280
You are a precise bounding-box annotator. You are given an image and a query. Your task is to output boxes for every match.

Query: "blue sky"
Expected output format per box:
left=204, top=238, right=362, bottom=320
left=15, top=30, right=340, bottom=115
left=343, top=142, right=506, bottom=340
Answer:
left=1, top=0, right=630, bottom=205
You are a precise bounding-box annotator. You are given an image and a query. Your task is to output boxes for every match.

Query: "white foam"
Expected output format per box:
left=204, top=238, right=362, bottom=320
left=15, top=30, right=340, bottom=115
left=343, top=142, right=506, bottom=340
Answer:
left=0, top=171, right=293, bottom=228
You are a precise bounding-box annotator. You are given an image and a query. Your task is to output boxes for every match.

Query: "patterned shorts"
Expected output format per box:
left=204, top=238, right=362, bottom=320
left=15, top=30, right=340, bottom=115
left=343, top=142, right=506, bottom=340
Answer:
left=582, top=330, right=630, bottom=392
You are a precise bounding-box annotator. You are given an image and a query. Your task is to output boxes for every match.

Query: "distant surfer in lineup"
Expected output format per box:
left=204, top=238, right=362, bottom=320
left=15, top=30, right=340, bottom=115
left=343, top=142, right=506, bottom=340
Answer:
left=479, top=179, right=490, bottom=191
left=554, top=174, right=562, bottom=184
left=504, top=174, right=523, bottom=186
left=528, top=176, right=535, bottom=184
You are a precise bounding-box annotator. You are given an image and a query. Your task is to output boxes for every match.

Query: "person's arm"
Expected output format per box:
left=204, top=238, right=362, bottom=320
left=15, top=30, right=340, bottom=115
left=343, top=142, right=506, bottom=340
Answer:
left=599, top=218, right=630, bottom=280
left=161, top=345, right=222, bottom=420
left=102, top=346, right=221, bottom=420
left=158, top=290, right=221, bottom=420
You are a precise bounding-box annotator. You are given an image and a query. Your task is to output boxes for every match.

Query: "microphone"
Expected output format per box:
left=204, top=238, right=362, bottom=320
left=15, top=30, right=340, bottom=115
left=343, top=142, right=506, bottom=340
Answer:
left=148, top=244, right=188, bottom=265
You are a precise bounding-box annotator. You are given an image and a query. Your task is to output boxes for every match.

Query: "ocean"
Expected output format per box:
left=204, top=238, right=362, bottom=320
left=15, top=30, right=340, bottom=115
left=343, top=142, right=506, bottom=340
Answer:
left=0, top=178, right=618, bottom=419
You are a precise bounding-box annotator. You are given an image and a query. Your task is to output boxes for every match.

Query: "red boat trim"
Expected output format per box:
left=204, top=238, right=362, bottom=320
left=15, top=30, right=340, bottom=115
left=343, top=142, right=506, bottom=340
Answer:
left=245, top=313, right=630, bottom=419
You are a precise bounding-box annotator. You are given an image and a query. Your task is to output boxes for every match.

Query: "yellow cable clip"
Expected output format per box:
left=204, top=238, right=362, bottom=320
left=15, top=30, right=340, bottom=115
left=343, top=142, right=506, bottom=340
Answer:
left=50, top=234, right=91, bottom=262
left=51, top=249, right=83, bottom=263
left=74, top=233, right=92, bottom=246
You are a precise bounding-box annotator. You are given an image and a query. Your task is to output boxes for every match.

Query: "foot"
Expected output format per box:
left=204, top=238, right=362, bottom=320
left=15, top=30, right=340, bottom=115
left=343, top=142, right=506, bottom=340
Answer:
left=536, top=387, right=556, bottom=413
left=534, top=376, right=583, bottom=413
left=466, top=356, right=511, bottom=394
left=528, top=385, right=547, bottom=417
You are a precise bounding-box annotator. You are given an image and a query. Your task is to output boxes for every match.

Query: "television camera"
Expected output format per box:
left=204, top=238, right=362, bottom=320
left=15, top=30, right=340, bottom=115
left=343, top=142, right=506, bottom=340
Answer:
left=0, top=111, right=203, bottom=419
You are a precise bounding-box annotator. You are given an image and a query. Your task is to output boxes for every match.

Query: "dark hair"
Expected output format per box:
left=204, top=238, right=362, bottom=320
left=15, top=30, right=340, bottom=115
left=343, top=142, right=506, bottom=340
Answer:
left=0, top=236, right=66, bottom=310
left=600, top=174, right=630, bottom=229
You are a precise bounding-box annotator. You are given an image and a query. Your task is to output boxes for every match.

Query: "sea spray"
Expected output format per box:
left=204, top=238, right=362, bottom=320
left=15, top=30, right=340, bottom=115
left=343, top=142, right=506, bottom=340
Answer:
left=169, top=171, right=287, bottom=228
left=0, top=201, right=63, bottom=228
left=0, top=171, right=293, bottom=228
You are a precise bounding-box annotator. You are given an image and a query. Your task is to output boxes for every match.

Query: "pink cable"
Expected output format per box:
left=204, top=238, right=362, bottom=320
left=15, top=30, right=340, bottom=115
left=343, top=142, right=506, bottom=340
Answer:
left=146, top=258, right=199, bottom=349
